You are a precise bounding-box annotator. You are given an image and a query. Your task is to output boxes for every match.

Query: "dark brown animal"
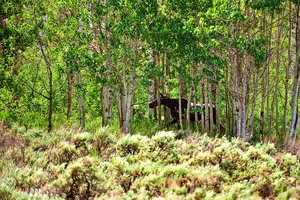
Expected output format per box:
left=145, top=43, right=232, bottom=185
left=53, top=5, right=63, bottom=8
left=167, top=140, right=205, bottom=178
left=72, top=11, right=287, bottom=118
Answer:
left=149, top=94, right=217, bottom=127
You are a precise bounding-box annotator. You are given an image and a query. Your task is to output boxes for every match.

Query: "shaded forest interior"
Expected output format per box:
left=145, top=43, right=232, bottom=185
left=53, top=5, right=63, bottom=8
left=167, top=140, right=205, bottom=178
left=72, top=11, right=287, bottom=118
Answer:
left=0, top=0, right=300, bottom=148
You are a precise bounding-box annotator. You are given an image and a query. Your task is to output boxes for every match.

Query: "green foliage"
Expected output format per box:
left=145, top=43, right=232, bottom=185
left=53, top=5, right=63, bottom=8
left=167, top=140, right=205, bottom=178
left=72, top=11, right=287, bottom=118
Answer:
left=250, top=0, right=285, bottom=11
left=0, top=181, right=15, bottom=200
left=0, top=0, right=299, bottom=197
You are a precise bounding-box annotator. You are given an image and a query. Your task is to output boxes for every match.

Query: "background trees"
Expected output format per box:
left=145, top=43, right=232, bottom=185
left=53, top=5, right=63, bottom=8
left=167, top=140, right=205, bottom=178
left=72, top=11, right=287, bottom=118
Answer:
left=0, top=0, right=299, bottom=145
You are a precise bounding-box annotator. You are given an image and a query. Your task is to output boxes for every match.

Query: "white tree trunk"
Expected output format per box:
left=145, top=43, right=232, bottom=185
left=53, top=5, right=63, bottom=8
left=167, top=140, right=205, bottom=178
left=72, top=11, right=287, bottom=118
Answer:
left=77, top=72, right=85, bottom=130
left=241, top=75, right=248, bottom=140
left=249, top=71, right=258, bottom=138
left=204, top=79, right=209, bottom=132
left=179, top=77, right=183, bottom=129
left=149, top=48, right=156, bottom=118
left=283, top=1, right=293, bottom=134
left=200, top=81, right=205, bottom=133
left=121, top=73, right=135, bottom=135
left=187, top=87, right=192, bottom=130
left=289, top=4, right=300, bottom=145
left=102, top=85, right=113, bottom=127
left=209, top=83, right=214, bottom=132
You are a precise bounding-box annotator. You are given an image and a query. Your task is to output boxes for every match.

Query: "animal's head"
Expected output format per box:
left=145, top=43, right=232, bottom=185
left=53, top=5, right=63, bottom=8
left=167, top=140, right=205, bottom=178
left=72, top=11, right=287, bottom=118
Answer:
left=149, top=93, right=169, bottom=108
left=149, top=99, right=157, bottom=108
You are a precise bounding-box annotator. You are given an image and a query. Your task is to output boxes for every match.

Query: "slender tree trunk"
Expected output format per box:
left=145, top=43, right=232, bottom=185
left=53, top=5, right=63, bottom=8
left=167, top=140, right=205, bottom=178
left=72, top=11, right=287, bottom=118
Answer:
left=77, top=72, right=85, bottom=130
left=120, top=59, right=136, bottom=135
left=101, top=85, right=113, bottom=127
left=119, top=89, right=124, bottom=131
left=120, top=79, right=135, bottom=134
left=48, top=68, right=53, bottom=133
left=156, top=52, right=161, bottom=126
left=283, top=1, right=293, bottom=135
left=259, top=11, right=269, bottom=140
left=275, top=18, right=282, bottom=135
left=225, top=63, right=232, bottom=136
left=204, top=79, right=209, bottom=132
left=266, top=16, right=273, bottom=135
left=260, top=74, right=266, bottom=140
left=187, top=65, right=196, bottom=130
left=289, top=4, right=300, bottom=146
left=164, top=53, right=171, bottom=121
left=78, top=94, right=85, bottom=130
left=120, top=88, right=126, bottom=134
left=249, top=70, right=258, bottom=138
left=149, top=48, right=156, bottom=119
left=124, top=89, right=134, bottom=134
left=241, top=74, right=248, bottom=140
left=67, top=72, right=74, bottom=119
left=187, top=86, right=192, bottom=130
left=200, top=80, right=205, bottom=133
left=270, top=17, right=282, bottom=135
left=234, top=49, right=242, bottom=138
left=179, top=75, right=184, bottom=129
left=212, top=82, right=220, bottom=133
left=156, top=80, right=161, bottom=126
left=193, top=82, right=199, bottom=131
left=101, top=34, right=113, bottom=127
left=209, top=83, right=214, bottom=132
left=39, top=45, right=53, bottom=133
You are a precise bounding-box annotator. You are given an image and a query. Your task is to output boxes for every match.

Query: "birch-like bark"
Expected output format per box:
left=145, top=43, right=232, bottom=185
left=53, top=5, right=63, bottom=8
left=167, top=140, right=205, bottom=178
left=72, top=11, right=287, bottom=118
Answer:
left=283, top=1, right=292, bottom=135
left=186, top=86, right=192, bottom=130
left=76, top=72, right=85, bottom=130
left=200, top=80, right=205, bottom=133
left=249, top=70, right=258, bottom=138
left=275, top=18, right=282, bottom=134
left=259, top=10, right=269, bottom=140
left=209, top=83, right=214, bottom=132
left=164, top=53, right=171, bottom=121
left=179, top=75, right=184, bottom=130
left=39, top=45, right=53, bottom=133
left=101, top=44, right=113, bottom=127
left=149, top=48, right=156, bottom=119
left=101, top=85, right=113, bottom=127
left=225, top=63, right=232, bottom=136
left=289, top=4, right=300, bottom=146
left=204, top=79, right=209, bottom=132
left=124, top=88, right=134, bottom=134
left=234, top=50, right=241, bottom=138
left=270, top=16, right=282, bottom=135
left=156, top=52, right=161, bottom=126
left=67, top=72, right=74, bottom=119
left=266, top=16, right=273, bottom=135
left=47, top=58, right=53, bottom=133
left=120, top=78, right=135, bottom=134
left=193, top=82, right=199, bottom=131
left=212, top=83, right=220, bottom=133
left=241, top=74, right=248, bottom=139
left=120, top=40, right=137, bottom=135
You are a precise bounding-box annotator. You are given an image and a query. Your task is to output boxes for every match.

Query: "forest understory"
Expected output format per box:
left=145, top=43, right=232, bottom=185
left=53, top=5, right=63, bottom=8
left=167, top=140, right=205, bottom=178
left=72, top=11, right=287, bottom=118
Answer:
left=0, top=122, right=300, bottom=200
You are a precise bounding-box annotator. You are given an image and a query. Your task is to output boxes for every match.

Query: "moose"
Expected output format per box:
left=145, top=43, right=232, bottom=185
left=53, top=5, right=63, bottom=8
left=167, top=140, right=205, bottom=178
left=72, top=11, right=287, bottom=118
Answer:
left=149, top=94, right=218, bottom=129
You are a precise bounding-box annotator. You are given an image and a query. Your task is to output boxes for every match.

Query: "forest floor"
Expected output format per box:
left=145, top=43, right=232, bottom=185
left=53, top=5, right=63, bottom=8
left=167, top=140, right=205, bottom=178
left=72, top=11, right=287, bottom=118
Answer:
left=0, top=122, right=300, bottom=200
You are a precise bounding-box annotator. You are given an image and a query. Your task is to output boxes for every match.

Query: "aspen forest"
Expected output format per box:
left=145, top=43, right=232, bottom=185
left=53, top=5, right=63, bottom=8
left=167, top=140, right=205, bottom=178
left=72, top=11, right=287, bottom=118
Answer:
left=1, top=0, right=300, bottom=199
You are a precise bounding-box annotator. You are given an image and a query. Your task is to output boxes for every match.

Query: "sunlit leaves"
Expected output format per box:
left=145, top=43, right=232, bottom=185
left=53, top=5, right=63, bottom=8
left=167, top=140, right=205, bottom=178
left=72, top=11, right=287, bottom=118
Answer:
left=249, top=0, right=285, bottom=11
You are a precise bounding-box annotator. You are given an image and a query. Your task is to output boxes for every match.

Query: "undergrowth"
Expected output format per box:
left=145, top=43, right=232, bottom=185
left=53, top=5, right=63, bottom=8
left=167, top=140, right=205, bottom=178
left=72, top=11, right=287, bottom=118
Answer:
left=0, top=125, right=299, bottom=200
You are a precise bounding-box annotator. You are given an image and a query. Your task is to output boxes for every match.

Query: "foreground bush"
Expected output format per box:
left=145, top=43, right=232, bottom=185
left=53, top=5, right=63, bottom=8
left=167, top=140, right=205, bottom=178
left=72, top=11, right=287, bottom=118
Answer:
left=0, top=127, right=299, bottom=199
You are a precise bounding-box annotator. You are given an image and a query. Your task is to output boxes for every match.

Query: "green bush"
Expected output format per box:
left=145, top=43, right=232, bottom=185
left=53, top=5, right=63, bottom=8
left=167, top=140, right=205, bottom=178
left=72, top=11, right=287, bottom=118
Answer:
left=1, top=127, right=300, bottom=199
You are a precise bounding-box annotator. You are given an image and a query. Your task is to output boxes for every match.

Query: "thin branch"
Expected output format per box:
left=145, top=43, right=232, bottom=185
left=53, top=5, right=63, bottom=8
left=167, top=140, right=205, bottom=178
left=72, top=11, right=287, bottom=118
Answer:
left=21, top=79, right=50, bottom=100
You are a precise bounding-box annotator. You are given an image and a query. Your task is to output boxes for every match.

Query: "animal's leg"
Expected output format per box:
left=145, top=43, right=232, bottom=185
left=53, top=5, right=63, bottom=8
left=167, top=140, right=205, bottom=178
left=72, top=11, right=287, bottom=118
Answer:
left=167, top=118, right=178, bottom=128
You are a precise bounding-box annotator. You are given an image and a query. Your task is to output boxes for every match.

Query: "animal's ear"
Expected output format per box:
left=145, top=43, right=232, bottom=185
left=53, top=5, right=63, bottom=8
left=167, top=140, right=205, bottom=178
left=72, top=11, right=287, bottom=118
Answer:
left=160, top=93, right=169, bottom=98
